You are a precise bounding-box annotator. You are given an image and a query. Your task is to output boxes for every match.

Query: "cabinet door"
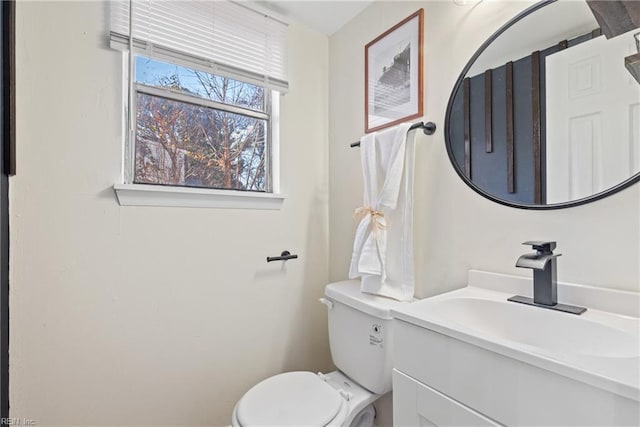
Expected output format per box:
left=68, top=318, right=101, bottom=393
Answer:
left=393, top=370, right=502, bottom=427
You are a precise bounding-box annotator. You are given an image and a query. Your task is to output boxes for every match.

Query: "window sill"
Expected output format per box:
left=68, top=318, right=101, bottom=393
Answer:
left=113, top=184, right=286, bottom=210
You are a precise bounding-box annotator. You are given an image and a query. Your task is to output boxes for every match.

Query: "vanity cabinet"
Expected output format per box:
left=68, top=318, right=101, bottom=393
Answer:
left=392, top=319, right=640, bottom=426
left=393, top=369, right=500, bottom=426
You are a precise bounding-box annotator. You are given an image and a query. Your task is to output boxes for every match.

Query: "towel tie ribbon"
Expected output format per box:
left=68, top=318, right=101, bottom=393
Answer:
left=353, top=206, right=386, bottom=234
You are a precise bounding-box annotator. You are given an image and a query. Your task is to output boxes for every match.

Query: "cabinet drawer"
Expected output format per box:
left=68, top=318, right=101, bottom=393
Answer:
left=393, top=369, right=501, bottom=427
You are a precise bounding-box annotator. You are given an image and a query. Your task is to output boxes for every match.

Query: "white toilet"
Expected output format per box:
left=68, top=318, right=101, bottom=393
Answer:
left=231, top=280, right=408, bottom=427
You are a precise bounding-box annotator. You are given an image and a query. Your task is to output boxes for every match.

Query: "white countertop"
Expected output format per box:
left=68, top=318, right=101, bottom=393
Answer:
left=391, top=271, right=640, bottom=401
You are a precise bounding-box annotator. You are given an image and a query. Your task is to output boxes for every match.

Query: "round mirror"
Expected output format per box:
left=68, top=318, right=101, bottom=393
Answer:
left=445, top=0, right=640, bottom=209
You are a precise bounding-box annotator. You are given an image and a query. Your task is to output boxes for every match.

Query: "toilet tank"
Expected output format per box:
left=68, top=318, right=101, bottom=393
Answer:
left=323, top=280, right=410, bottom=395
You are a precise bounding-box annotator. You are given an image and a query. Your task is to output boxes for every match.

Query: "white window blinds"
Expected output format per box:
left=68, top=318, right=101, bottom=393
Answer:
left=110, top=0, right=289, bottom=92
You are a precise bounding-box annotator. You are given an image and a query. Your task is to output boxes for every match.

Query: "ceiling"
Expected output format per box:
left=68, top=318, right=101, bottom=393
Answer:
left=260, top=1, right=374, bottom=35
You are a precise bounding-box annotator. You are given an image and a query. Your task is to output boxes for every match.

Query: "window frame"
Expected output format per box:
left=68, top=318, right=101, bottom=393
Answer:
left=115, top=51, right=285, bottom=209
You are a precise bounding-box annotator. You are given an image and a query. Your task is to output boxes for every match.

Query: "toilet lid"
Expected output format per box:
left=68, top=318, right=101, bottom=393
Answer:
left=236, top=371, right=344, bottom=426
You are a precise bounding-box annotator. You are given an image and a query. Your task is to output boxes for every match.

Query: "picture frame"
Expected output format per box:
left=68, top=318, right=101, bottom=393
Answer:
left=365, top=9, right=424, bottom=133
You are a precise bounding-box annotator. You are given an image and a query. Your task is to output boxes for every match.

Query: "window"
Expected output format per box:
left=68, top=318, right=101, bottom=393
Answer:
left=134, top=56, right=271, bottom=192
left=109, top=1, right=288, bottom=207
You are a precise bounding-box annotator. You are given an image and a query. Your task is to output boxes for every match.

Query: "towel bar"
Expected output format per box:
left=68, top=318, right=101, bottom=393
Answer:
left=350, top=121, right=436, bottom=147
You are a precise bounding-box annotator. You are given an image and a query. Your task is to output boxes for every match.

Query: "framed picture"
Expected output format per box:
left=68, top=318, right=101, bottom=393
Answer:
left=365, top=9, right=424, bottom=133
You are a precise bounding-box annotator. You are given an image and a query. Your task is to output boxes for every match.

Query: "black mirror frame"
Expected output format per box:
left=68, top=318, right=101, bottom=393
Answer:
left=444, top=0, right=640, bottom=210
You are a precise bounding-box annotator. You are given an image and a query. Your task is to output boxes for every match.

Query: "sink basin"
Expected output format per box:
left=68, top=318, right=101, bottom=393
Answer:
left=391, top=273, right=640, bottom=401
left=431, top=297, right=639, bottom=358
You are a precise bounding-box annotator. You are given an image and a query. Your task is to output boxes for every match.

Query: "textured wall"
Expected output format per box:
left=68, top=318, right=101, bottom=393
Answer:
left=330, top=5, right=639, bottom=421
left=11, top=1, right=331, bottom=425
left=329, top=0, right=639, bottom=299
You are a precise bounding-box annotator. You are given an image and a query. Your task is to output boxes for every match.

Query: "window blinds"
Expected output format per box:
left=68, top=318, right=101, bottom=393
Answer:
left=110, top=0, right=289, bottom=92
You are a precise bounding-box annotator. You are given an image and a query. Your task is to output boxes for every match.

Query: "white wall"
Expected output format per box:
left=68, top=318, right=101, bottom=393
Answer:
left=10, top=1, right=330, bottom=425
left=330, top=4, right=639, bottom=422
left=329, top=0, right=640, bottom=300
left=10, top=0, right=640, bottom=426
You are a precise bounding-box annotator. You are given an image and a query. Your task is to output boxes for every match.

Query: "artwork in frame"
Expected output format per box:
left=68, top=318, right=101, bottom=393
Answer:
left=365, top=9, right=424, bottom=133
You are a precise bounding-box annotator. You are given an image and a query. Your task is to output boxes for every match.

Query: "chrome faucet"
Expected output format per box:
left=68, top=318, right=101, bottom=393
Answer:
left=508, top=241, right=586, bottom=315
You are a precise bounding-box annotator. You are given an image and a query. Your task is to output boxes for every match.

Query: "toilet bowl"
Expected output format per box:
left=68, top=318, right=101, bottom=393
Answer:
left=231, top=371, right=377, bottom=427
left=232, top=280, right=409, bottom=427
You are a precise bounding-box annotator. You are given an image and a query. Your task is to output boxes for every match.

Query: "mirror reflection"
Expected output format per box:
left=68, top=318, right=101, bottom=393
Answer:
left=446, top=0, right=640, bottom=207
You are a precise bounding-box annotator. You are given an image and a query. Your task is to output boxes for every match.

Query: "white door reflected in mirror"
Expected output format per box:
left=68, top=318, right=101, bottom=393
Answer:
left=546, top=29, right=640, bottom=203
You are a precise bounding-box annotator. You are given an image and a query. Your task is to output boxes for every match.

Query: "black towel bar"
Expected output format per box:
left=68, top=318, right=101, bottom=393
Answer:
left=350, top=121, right=436, bottom=147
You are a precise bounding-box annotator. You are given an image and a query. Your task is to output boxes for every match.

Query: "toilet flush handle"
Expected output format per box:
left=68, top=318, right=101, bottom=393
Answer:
left=319, top=298, right=333, bottom=309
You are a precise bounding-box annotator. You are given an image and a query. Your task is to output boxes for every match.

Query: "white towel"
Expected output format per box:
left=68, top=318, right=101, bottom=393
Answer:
left=348, top=123, right=416, bottom=301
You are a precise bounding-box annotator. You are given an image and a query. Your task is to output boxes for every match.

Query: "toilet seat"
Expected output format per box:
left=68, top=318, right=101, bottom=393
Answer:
left=235, top=371, right=348, bottom=426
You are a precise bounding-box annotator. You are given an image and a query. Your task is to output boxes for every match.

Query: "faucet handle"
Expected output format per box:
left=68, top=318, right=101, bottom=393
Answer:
left=523, top=241, right=557, bottom=253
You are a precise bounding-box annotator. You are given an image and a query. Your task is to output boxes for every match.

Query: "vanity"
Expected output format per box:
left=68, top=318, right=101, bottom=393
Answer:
left=390, top=270, right=640, bottom=426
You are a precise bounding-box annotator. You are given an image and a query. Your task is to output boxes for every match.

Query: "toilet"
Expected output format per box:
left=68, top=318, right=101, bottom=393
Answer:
left=231, top=280, right=408, bottom=427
